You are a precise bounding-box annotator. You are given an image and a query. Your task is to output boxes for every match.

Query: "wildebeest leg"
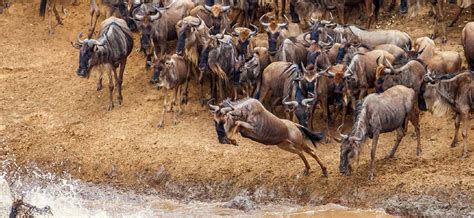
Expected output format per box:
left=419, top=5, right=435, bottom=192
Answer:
left=451, top=113, right=461, bottom=148
left=52, top=4, right=63, bottom=25
left=358, top=87, right=367, bottom=101
left=322, top=99, right=331, bottom=143
left=107, top=70, right=114, bottom=111
left=117, top=59, right=126, bottom=105
left=231, top=121, right=255, bottom=138
left=48, top=4, right=53, bottom=34
left=301, top=146, right=328, bottom=177
left=181, top=68, right=190, bottom=104
left=460, top=113, right=469, bottom=159
left=97, top=71, right=103, bottom=91
left=88, top=1, right=100, bottom=38
left=158, top=88, right=168, bottom=127
left=369, top=132, right=379, bottom=180
left=172, top=86, right=181, bottom=125
left=385, top=127, right=405, bottom=159
left=277, top=143, right=311, bottom=176
left=168, top=86, right=178, bottom=112
left=448, top=7, right=463, bottom=27
left=408, top=107, right=422, bottom=157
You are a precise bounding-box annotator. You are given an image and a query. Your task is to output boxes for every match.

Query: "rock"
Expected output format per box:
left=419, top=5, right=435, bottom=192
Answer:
left=224, top=196, right=258, bottom=212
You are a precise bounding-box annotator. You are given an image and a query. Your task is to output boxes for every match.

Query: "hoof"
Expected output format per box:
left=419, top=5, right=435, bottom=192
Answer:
left=303, top=169, right=310, bottom=176
left=107, top=105, right=114, bottom=111
left=368, top=173, right=375, bottom=181
left=181, top=96, right=188, bottom=105
left=96, top=86, right=102, bottom=92
left=322, top=168, right=328, bottom=178
left=441, top=38, right=447, bottom=44
left=157, top=122, right=164, bottom=128
left=450, top=141, right=457, bottom=148
left=117, top=98, right=123, bottom=105
left=429, top=34, right=436, bottom=40
left=384, top=154, right=394, bottom=160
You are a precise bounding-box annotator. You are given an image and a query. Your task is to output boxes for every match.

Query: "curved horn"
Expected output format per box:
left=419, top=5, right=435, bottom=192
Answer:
left=278, top=15, right=289, bottom=28
left=208, top=100, right=219, bottom=112
left=383, top=56, right=395, bottom=71
left=259, top=15, right=270, bottom=27
left=302, top=32, right=311, bottom=44
left=231, top=23, right=239, bottom=36
left=301, top=98, right=315, bottom=107
left=282, top=96, right=299, bottom=107
left=149, top=10, right=162, bottom=21
left=204, top=4, right=212, bottom=12
left=221, top=5, right=231, bottom=13
left=376, top=56, right=382, bottom=66
left=337, top=124, right=348, bottom=139
left=249, top=24, right=259, bottom=36
left=134, top=14, right=145, bottom=21
left=164, top=0, right=176, bottom=9
left=76, top=32, right=85, bottom=45
left=88, top=39, right=103, bottom=46
left=220, top=106, right=233, bottom=114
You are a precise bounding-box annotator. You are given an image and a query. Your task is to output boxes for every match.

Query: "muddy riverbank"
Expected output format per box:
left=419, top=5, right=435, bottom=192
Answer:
left=0, top=1, right=472, bottom=216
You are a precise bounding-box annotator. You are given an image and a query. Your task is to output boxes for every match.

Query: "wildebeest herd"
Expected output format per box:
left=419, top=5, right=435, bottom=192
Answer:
left=36, top=0, right=473, bottom=180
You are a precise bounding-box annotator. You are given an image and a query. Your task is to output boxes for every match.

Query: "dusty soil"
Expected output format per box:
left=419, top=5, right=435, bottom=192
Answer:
left=0, top=1, right=473, bottom=216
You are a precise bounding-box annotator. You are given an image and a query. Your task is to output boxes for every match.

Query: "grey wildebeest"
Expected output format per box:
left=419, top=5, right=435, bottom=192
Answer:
left=424, top=71, right=474, bottom=159
left=338, top=85, right=421, bottom=180
left=133, top=0, right=195, bottom=82
left=155, top=54, right=190, bottom=127
left=345, top=26, right=412, bottom=50
left=87, top=0, right=131, bottom=38
left=190, top=3, right=231, bottom=35
left=237, top=47, right=271, bottom=97
left=39, top=0, right=78, bottom=34
left=255, top=61, right=315, bottom=127
left=409, top=37, right=462, bottom=76
left=72, top=17, right=134, bottom=111
left=343, top=50, right=395, bottom=106
left=199, top=29, right=238, bottom=101
left=259, top=15, right=307, bottom=65
left=209, top=98, right=328, bottom=177
left=384, top=57, right=426, bottom=96
left=462, top=22, right=474, bottom=71
left=375, top=57, right=427, bottom=110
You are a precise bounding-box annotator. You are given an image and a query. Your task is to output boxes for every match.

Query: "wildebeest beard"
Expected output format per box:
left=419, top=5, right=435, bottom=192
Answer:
left=214, top=120, right=235, bottom=144
left=375, top=77, right=384, bottom=93
left=176, top=30, right=187, bottom=56
left=335, top=47, right=346, bottom=64
left=237, top=40, right=250, bottom=57
left=77, top=44, right=93, bottom=77
left=199, top=47, right=210, bottom=70
left=310, top=27, right=319, bottom=41
left=293, top=85, right=309, bottom=127
left=307, top=51, right=319, bottom=65
left=210, top=17, right=222, bottom=35
left=267, top=32, right=280, bottom=54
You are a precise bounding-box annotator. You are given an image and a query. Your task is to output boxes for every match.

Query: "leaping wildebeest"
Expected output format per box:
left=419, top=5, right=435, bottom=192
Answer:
left=338, top=85, right=421, bottom=180
left=72, top=17, right=134, bottom=111
left=209, top=98, right=328, bottom=177
left=424, top=71, right=473, bottom=159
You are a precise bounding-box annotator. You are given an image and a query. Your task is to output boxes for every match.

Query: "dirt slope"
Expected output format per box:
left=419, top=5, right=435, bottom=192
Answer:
left=0, top=1, right=472, bottom=216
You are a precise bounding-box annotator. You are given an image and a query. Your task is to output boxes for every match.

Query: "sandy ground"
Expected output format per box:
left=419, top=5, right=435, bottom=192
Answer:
left=0, top=1, right=473, bottom=216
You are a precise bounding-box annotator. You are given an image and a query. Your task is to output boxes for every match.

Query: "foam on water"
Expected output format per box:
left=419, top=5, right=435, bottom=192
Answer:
left=0, top=160, right=394, bottom=217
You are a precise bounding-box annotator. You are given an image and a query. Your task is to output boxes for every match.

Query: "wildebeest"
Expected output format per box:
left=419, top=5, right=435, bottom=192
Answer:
left=329, top=0, right=381, bottom=29
left=155, top=54, right=190, bottom=127
left=209, top=98, right=328, bottom=177
left=237, top=47, right=271, bottom=97
left=410, top=37, right=462, bottom=76
left=259, top=15, right=308, bottom=65
left=462, top=22, right=474, bottom=71
left=72, top=17, right=134, bottom=111
left=338, top=85, right=421, bottom=180
left=255, top=61, right=314, bottom=127
left=424, top=71, right=473, bottom=159
left=345, top=26, right=412, bottom=51
left=375, top=57, right=427, bottom=110
left=39, top=0, right=76, bottom=34
left=344, top=50, right=395, bottom=104
left=199, top=29, right=238, bottom=100
left=87, top=0, right=130, bottom=38
left=191, top=3, right=231, bottom=34
left=304, top=64, right=345, bottom=141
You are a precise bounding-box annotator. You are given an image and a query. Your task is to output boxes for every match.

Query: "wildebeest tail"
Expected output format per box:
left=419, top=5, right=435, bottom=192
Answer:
left=298, top=125, right=324, bottom=142
left=40, top=0, right=47, bottom=17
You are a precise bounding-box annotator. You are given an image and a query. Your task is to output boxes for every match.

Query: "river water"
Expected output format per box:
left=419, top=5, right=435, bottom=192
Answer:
left=0, top=164, right=394, bottom=217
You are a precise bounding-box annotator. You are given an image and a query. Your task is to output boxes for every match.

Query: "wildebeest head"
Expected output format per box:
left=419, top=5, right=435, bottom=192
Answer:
left=198, top=28, right=228, bottom=71
left=204, top=4, right=231, bottom=34
left=423, top=70, right=454, bottom=117
left=338, top=125, right=362, bottom=176
left=152, top=54, right=166, bottom=83
left=260, top=15, right=288, bottom=55
left=72, top=32, right=103, bottom=78
left=209, top=99, right=239, bottom=137
left=175, top=16, right=203, bottom=56
left=239, top=53, right=260, bottom=84
left=232, top=24, right=258, bottom=59
left=375, top=56, right=396, bottom=93
left=134, top=11, right=163, bottom=56
left=282, top=75, right=315, bottom=127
